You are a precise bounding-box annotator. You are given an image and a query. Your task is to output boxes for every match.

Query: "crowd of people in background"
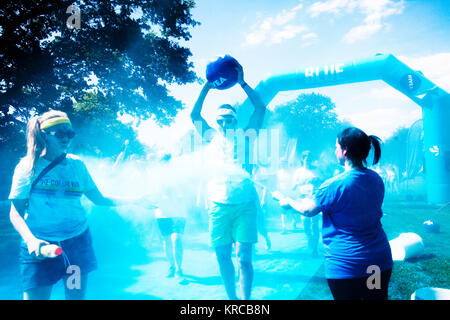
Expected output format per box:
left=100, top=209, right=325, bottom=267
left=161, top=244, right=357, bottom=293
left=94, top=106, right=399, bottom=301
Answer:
left=375, top=164, right=400, bottom=196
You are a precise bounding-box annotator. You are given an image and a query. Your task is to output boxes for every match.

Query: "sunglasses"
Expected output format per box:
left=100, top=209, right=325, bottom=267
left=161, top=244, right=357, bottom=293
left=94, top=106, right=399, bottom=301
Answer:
left=217, top=118, right=236, bottom=125
left=45, top=129, right=76, bottom=139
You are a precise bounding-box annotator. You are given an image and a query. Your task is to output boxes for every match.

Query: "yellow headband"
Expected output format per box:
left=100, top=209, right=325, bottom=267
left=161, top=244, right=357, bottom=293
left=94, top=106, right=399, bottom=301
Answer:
left=40, top=117, right=72, bottom=130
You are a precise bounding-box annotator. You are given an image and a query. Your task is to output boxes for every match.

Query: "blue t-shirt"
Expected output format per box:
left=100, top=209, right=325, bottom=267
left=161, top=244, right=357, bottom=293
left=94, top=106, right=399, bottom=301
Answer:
left=315, top=168, right=393, bottom=279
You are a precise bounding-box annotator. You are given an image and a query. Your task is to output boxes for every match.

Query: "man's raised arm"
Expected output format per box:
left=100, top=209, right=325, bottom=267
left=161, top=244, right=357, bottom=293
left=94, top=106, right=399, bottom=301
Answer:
left=236, top=65, right=266, bottom=133
left=191, top=81, right=214, bottom=139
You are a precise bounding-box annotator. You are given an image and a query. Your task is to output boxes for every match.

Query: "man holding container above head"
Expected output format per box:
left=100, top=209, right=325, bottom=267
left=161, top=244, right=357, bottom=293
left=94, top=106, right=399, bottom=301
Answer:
left=190, top=55, right=267, bottom=300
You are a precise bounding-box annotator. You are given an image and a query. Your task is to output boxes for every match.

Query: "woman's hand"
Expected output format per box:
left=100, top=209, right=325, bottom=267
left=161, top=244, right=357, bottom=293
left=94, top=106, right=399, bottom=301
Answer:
left=25, top=236, right=49, bottom=258
left=272, top=191, right=294, bottom=210
left=271, top=190, right=285, bottom=202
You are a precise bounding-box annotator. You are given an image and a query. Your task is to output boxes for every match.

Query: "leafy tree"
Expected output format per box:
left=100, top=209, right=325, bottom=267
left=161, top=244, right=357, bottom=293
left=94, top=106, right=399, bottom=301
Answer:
left=0, top=1, right=198, bottom=122
left=266, top=92, right=349, bottom=163
left=70, top=92, right=146, bottom=158
left=0, top=0, right=199, bottom=197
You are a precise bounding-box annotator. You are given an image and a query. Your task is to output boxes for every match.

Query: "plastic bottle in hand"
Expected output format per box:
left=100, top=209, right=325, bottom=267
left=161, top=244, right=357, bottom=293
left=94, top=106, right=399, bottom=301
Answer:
left=39, top=244, right=63, bottom=258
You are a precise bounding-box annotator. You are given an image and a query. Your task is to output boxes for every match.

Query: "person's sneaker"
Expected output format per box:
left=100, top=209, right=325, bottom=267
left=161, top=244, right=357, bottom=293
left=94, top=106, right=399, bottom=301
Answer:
left=175, top=269, right=184, bottom=279
left=166, top=266, right=175, bottom=278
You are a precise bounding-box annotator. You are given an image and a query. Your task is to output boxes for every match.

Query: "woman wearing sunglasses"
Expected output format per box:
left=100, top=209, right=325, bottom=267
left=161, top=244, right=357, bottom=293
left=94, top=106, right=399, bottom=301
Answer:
left=9, top=110, right=132, bottom=300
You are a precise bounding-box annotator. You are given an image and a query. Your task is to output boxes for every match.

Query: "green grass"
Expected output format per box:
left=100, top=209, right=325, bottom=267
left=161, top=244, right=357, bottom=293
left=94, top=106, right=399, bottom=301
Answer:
left=383, top=200, right=450, bottom=299
left=297, top=200, right=450, bottom=300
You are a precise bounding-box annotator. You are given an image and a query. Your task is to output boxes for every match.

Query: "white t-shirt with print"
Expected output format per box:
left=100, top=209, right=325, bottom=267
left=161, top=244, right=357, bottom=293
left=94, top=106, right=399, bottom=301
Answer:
left=206, top=134, right=257, bottom=204
left=9, top=154, right=97, bottom=241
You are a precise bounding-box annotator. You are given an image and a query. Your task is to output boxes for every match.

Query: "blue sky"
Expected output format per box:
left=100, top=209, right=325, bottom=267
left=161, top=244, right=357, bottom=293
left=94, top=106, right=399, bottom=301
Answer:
left=135, top=0, right=450, bottom=149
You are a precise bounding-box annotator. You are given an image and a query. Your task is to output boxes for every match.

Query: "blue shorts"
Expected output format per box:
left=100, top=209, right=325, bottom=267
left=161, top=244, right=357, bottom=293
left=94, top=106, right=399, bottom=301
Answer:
left=156, top=218, right=186, bottom=237
left=20, top=228, right=97, bottom=292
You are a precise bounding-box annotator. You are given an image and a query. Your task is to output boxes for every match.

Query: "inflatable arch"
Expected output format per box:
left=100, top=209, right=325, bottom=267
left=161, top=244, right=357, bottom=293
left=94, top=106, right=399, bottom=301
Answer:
left=237, top=53, right=450, bottom=204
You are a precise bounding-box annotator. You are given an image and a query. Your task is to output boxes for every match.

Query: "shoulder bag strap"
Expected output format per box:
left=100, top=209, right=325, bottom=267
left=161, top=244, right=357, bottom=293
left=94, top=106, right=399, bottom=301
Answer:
left=30, top=153, right=67, bottom=191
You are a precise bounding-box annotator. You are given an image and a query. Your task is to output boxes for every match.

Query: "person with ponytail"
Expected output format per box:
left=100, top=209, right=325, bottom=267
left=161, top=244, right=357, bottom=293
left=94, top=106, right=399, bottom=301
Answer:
left=8, top=110, right=146, bottom=300
left=278, top=127, right=393, bottom=300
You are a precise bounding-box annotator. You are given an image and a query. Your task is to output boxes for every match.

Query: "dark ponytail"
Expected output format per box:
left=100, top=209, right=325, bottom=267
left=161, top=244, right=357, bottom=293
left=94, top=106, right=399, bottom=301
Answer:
left=337, top=127, right=382, bottom=167
left=369, top=135, right=382, bottom=165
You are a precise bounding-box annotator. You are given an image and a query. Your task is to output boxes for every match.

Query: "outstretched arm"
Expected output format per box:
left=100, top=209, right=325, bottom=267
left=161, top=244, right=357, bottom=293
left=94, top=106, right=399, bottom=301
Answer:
left=288, top=198, right=321, bottom=217
left=191, top=81, right=214, bottom=139
left=276, top=195, right=321, bottom=217
left=84, top=188, right=116, bottom=206
left=84, top=187, right=157, bottom=209
left=237, top=65, right=266, bottom=132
